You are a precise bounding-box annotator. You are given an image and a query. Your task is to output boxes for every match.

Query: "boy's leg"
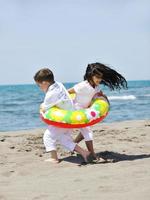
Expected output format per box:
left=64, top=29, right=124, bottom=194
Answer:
left=73, top=130, right=96, bottom=157
left=74, top=144, right=93, bottom=163
left=85, top=141, right=97, bottom=159
left=58, top=129, right=92, bottom=163
left=43, top=127, right=59, bottom=163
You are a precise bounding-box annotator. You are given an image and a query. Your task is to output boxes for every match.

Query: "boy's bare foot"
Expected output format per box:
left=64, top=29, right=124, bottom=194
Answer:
left=44, top=158, right=60, bottom=163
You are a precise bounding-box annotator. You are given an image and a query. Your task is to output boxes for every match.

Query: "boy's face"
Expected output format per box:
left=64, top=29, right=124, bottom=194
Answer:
left=36, top=81, right=50, bottom=92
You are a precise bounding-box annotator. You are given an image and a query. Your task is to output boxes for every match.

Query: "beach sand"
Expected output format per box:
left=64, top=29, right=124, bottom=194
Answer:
left=0, top=120, right=150, bottom=200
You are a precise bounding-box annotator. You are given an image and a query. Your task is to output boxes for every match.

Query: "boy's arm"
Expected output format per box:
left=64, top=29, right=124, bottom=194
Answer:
left=40, top=90, right=60, bottom=113
left=68, top=87, right=76, bottom=94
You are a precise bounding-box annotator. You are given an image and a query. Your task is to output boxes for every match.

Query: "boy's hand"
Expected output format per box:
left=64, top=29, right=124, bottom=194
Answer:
left=40, top=104, right=45, bottom=113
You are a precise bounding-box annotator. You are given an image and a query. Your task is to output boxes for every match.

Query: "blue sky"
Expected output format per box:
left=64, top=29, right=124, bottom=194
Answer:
left=0, top=0, right=150, bottom=85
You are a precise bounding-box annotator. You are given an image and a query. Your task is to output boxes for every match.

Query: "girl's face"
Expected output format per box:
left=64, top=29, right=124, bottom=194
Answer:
left=36, top=81, right=50, bottom=93
left=91, top=75, right=103, bottom=86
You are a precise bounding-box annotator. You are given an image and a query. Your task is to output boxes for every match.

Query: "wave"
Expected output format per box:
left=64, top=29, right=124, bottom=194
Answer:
left=144, top=94, right=150, bottom=97
left=108, top=95, right=136, bottom=100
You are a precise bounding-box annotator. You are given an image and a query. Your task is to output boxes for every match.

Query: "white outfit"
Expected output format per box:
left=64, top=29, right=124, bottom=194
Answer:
left=42, top=82, right=76, bottom=152
left=73, top=80, right=99, bottom=108
left=42, top=81, right=73, bottom=111
left=43, top=127, right=75, bottom=152
left=73, top=80, right=100, bottom=141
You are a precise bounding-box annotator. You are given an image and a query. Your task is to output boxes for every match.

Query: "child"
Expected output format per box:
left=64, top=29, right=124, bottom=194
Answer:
left=68, top=62, right=127, bottom=160
left=34, top=68, right=92, bottom=163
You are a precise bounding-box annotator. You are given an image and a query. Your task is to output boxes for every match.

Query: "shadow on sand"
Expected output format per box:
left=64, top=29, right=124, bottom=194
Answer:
left=97, top=151, right=150, bottom=163
left=62, top=151, right=150, bottom=166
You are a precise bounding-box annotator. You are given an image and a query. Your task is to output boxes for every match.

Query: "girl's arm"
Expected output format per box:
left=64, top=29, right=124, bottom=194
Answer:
left=68, top=87, right=76, bottom=94
left=94, top=91, right=110, bottom=105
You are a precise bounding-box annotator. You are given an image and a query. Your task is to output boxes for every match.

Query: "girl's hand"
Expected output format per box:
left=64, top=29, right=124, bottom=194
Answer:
left=94, top=91, right=110, bottom=105
left=95, top=91, right=104, bottom=97
left=93, top=91, right=104, bottom=98
left=68, top=87, right=76, bottom=94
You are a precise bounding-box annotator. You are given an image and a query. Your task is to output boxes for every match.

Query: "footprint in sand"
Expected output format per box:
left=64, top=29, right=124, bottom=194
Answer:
left=32, top=195, right=49, bottom=200
left=0, top=138, right=5, bottom=142
left=1, top=170, right=15, bottom=177
left=74, top=178, right=82, bottom=182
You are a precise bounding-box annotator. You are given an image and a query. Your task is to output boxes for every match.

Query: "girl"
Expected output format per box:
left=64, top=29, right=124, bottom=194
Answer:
left=68, top=62, right=127, bottom=161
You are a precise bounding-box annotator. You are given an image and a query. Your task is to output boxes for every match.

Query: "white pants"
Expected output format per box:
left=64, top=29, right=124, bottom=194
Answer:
left=43, top=125, right=76, bottom=152
left=79, top=127, right=93, bottom=141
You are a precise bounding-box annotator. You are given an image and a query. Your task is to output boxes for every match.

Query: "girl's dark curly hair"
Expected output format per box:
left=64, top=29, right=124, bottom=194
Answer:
left=84, top=62, right=128, bottom=90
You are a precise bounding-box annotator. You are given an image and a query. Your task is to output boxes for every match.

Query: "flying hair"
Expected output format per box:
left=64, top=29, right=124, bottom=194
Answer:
left=84, top=63, right=128, bottom=90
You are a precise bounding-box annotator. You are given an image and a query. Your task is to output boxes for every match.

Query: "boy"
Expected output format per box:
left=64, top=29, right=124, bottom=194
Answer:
left=34, top=68, right=91, bottom=163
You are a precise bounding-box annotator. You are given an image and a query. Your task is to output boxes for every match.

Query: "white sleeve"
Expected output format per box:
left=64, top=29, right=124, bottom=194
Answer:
left=42, top=90, right=60, bottom=110
left=73, top=82, right=85, bottom=93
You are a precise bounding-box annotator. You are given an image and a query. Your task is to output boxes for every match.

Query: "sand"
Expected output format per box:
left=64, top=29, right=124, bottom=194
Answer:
left=0, top=120, right=150, bottom=200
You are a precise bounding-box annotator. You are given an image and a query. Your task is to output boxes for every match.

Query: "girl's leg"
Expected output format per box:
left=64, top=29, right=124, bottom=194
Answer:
left=74, top=127, right=93, bottom=144
left=79, top=127, right=97, bottom=159
left=80, top=128, right=106, bottom=162
left=74, top=132, right=84, bottom=143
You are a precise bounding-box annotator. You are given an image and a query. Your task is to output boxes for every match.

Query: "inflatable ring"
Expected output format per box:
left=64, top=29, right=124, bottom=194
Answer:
left=40, top=96, right=109, bottom=128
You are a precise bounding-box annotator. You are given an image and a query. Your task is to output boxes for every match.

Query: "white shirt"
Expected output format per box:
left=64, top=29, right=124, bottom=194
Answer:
left=42, top=82, right=73, bottom=111
left=73, top=80, right=100, bottom=108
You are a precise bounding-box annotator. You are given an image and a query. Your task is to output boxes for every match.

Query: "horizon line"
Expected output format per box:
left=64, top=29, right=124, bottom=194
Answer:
left=0, top=79, right=150, bottom=86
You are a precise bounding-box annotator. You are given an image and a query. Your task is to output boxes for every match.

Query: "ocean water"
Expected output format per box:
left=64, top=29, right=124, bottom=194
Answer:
left=0, top=80, right=150, bottom=132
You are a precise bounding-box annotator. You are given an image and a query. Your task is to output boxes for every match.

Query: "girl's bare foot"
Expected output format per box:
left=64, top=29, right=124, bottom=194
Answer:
left=82, top=152, right=94, bottom=163
left=74, top=144, right=94, bottom=163
left=91, top=152, right=98, bottom=160
left=90, top=153, right=107, bottom=162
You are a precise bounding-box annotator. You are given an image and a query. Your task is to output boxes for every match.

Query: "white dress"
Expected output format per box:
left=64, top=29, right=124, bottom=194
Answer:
left=73, top=80, right=100, bottom=141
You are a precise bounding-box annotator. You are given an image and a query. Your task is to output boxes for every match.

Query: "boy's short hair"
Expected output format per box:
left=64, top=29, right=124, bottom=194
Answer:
left=34, top=68, right=54, bottom=83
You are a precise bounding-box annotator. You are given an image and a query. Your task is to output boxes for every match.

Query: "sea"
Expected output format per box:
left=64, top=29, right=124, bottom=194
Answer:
left=0, top=80, right=150, bottom=132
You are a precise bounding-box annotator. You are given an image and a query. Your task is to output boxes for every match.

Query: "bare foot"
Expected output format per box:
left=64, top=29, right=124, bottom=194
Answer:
left=91, top=153, right=98, bottom=160
left=82, top=152, right=94, bottom=163
left=90, top=152, right=107, bottom=162
left=97, top=157, right=107, bottom=162
left=44, top=158, right=60, bottom=164
left=96, top=156, right=113, bottom=163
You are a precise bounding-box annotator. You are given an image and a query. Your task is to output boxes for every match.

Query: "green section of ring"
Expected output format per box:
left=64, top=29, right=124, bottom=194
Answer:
left=44, top=98, right=109, bottom=124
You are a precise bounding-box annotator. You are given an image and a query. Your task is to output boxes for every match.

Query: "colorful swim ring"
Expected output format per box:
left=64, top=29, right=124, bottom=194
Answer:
left=40, top=96, right=109, bottom=128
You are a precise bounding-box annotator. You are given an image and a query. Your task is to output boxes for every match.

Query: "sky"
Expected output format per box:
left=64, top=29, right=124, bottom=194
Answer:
left=0, top=0, right=150, bottom=85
